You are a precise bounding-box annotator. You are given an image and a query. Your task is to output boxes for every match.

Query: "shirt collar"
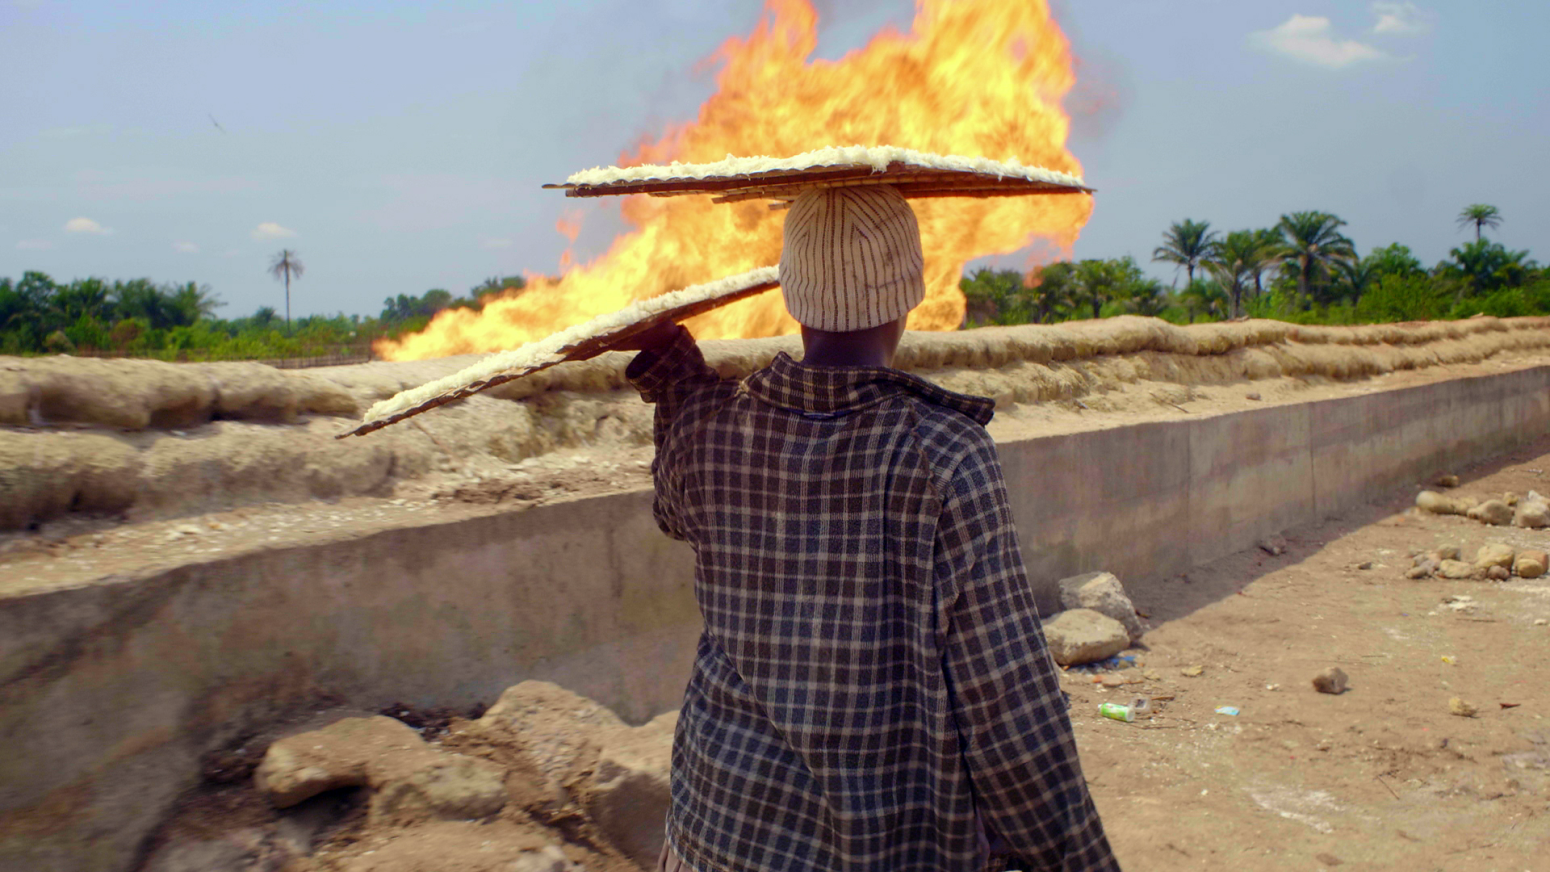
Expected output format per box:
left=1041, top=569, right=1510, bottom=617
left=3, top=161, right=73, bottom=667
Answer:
left=741, top=352, right=994, bottom=425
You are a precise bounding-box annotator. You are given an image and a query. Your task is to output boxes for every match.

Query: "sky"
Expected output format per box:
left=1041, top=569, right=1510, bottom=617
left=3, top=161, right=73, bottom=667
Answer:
left=3, top=0, right=1547, bottom=319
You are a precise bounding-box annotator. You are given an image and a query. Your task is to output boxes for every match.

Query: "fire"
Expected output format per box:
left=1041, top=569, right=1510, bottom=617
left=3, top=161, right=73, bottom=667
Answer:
left=378, top=0, right=1090, bottom=361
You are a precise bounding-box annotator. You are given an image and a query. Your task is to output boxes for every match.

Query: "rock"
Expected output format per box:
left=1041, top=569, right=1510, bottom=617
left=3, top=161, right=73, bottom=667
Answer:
left=1356, top=561, right=1374, bottom=571
left=1514, top=550, right=1547, bottom=579
left=1434, top=474, right=1460, bottom=488
left=1056, top=572, right=1145, bottom=643
left=1312, top=667, right=1349, bottom=695
left=1416, top=491, right=1464, bottom=515
left=1181, top=665, right=1205, bottom=678
left=368, top=753, right=508, bottom=826
left=1041, top=609, right=1130, bottom=666
left=1504, top=492, right=1520, bottom=506
left=1486, top=565, right=1511, bottom=581
left=1245, top=392, right=1261, bottom=401
left=1431, top=545, right=1462, bottom=562
left=464, top=680, right=626, bottom=812
left=255, top=715, right=507, bottom=825
left=255, top=716, right=419, bottom=807
left=1258, top=534, right=1288, bottom=556
left=1405, top=565, right=1433, bottom=580
left=1449, top=697, right=1478, bottom=718
left=1437, top=559, right=1479, bottom=580
left=1514, top=500, right=1550, bottom=529
left=1475, top=543, right=1516, bottom=571
left=1466, top=499, right=1513, bottom=526
left=583, top=711, right=677, bottom=869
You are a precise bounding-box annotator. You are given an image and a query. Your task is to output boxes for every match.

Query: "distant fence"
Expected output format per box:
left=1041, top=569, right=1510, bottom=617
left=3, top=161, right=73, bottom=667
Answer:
left=62, top=346, right=375, bottom=369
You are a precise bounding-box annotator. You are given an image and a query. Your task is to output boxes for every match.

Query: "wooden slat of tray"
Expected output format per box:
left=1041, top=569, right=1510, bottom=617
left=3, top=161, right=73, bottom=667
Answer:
left=337, top=278, right=780, bottom=439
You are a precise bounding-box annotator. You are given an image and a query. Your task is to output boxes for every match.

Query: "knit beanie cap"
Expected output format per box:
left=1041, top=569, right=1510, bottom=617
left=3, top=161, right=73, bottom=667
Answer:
left=778, top=184, right=926, bottom=332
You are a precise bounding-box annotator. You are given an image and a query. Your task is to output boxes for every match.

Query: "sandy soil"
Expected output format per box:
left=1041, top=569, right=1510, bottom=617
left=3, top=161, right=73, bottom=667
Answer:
left=1078, top=439, right=1550, bottom=871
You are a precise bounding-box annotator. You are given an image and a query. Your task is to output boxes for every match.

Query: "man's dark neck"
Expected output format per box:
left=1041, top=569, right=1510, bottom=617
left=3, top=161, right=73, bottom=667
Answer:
left=799, top=321, right=901, bottom=369
left=800, top=340, right=891, bottom=368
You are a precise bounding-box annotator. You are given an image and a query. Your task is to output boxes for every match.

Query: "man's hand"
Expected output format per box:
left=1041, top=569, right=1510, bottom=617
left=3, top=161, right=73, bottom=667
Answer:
left=612, top=320, right=683, bottom=353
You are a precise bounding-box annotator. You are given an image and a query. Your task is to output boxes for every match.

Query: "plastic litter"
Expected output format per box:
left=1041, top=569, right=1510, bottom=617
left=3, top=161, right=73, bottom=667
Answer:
left=1214, top=706, right=1240, bottom=717
left=1098, top=702, right=1135, bottom=723
left=1067, top=653, right=1140, bottom=676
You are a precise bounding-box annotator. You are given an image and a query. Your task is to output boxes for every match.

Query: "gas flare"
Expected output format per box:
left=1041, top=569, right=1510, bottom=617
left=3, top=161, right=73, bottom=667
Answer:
left=379, top=0, right=1090, bottom=361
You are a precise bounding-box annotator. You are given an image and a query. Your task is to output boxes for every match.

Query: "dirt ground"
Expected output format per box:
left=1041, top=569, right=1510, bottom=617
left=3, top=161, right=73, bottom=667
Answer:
left=1078, top=438, right=1550, bottom=871
left=127, top=439, right=1550, bottom=872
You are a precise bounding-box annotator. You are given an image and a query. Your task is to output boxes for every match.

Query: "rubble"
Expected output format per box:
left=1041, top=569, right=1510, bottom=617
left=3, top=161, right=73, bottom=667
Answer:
left=1514, top=550, right=1547, bottom=579
left=1466, top=499, right=1514, bottom=526
left=1056, top=571, right=1146, bottom=643
left=1312, top=667, right=1349, bottom=695
left=1041, top=609, right=1130, bottom=666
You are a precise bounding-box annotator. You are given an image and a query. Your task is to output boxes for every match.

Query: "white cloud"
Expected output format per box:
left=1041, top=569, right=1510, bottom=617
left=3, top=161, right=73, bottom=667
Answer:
left=1372, top=2, right=1430, bottom=35
left=64, top=216, right=113, bottom=234
left=252, top=222, right=296, bottom=240
left=1249, top=14, right=1389, bottom=69
left=16, top=239, right=53, bottom=250
left=481, top=237, right=514, bottom=249
left=172, top=241, right=200, bottom=253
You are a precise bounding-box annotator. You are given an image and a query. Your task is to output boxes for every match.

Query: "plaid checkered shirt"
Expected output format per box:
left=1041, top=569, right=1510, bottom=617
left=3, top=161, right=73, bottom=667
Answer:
left=627, top=328, right=1118, bottom=872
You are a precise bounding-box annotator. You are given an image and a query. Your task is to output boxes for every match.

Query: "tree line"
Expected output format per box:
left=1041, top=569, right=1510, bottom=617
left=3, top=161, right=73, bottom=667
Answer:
left=962, top=204, right=1548, bottom=328
left=0, top=269, right=528, bottom=360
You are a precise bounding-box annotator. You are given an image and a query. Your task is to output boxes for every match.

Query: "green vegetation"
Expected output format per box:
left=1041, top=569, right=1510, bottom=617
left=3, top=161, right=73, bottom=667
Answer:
left=3, top=203, right=1543, bottom=360
left=0, top=271, right=527, bottom=360
left=963, top=203, right=1549, bottom=328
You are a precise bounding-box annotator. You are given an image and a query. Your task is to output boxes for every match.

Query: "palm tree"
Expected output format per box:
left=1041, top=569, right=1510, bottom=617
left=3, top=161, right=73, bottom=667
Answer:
left=1277, top=212, right=1356, bottom=308
left=1179, top=278, right=1228, bottom=324
left=1456, top=204, right=1502, bottom=242
left=267, top=249, right=304, bottom=327
left=1205, top=230, right=1261, bottom=317
left=1333, top=257, right=1379, bottom=305
left=1243, top=229, right=1286, bottom=301
left=1152, top=219, right=1219, bottom=286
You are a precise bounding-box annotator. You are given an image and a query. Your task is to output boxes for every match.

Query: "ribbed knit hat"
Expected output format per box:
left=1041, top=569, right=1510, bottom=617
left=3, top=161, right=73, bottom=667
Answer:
left=778, top=185, right=926, bottom=332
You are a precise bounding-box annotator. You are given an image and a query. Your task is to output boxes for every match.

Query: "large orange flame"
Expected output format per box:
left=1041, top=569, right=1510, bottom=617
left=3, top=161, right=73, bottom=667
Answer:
left=379, top=0, right=1090, bottom=361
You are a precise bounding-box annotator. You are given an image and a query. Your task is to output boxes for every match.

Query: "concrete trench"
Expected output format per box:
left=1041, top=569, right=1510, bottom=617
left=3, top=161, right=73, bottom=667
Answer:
left=1, top=362, right=1548, bottom=872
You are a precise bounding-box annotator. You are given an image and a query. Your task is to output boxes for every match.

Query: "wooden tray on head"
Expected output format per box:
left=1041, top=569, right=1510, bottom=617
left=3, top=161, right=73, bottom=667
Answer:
left=544, top=146, right=1093, bottom=204
left=338, top=267, right=780, bottom=439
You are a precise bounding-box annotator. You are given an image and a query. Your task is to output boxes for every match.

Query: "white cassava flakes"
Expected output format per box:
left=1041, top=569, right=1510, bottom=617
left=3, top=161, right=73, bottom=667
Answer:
left=564, top=145, right=1086, bottom=190
left=361, top=266, right=780, bottom=425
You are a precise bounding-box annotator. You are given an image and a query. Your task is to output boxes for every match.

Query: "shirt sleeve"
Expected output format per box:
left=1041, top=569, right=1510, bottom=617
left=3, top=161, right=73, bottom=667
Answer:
left=625, top=326, right=735, bottom=542
left=935, top=437, right=1120, bottom=872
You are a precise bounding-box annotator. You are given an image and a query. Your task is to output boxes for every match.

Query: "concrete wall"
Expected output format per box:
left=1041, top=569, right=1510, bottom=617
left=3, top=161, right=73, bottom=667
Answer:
left=3, top=364, right=1548, bottom=871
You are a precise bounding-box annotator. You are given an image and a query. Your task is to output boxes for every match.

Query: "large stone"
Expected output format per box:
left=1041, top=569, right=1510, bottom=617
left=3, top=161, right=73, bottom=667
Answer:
left=584, top=711, right=677, bottom=870
left=1515, top=550, right=1548, bottom=579
left=1041, top=609, right=1129, bottom=666
left=1437, top=559, right=1479, bottom=580
left=1056, top=572, right=1145, bottom=643
left=1466, top=499, right=1513, bottom=526
left=1416, top=491, right=1465, bottom=515
left=1475, top=543, right=1516, bottom=572
left=464, top=681, right=626, bottom=812
left=255, top=716, right=420, bottom=808
left=255, top=716, right=507, bottom=825
left=1514, top=500, right=1550, bottom=529
left=368, top=753, right=508, bottom=826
